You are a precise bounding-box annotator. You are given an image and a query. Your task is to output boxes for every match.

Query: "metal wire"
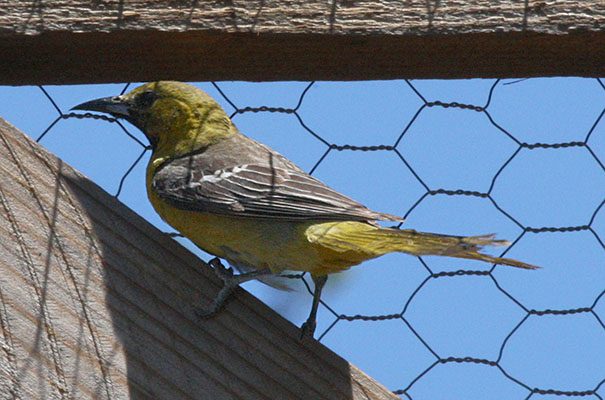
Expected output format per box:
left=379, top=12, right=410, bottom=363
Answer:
left=35, top=78, right=605, bottom=399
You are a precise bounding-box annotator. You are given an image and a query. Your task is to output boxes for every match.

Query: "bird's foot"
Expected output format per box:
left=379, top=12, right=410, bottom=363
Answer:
left=298, top=274, right=327, bottom=341
left=195, top=258, right=273, bottom=319
left=195, top=258, right=237, bottom=318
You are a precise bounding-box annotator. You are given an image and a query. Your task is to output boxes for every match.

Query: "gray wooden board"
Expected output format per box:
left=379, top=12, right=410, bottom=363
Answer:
left=0, top=117, right=400, bottom=400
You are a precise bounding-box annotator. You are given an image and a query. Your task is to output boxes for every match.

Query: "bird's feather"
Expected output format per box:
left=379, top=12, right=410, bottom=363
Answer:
left=152, top=132, right=404, bottom=222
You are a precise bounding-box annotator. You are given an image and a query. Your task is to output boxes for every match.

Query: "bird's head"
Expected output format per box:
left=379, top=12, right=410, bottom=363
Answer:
left=72, top=81, right=234, bottom=154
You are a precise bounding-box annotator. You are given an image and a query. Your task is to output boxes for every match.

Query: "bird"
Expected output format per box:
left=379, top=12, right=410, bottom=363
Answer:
left=73, top=81, right=539, bottom=338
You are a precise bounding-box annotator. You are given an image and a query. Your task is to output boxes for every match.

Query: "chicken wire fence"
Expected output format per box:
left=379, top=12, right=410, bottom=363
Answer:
left=2, top=78, right=604, bottom=399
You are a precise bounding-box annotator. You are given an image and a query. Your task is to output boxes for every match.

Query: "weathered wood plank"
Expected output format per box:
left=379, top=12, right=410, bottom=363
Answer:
left=0, top=0, right=602, bottom=83
left=3, top=0, right=601, bottom=35
left=0, top=116, right=399, bottom=399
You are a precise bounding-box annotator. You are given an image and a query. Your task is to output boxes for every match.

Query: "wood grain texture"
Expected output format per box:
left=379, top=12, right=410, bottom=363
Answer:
left=0, top=0, right=603, bottom=83
left=0, top=117, right=400, bottom=400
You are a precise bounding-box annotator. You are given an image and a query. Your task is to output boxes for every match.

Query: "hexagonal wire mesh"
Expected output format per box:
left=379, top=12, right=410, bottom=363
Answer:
left=2, top=78, right=604, bottom=399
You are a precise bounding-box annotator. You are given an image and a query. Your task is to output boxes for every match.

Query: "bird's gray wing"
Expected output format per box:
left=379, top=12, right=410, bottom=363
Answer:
left=151, top=148, right=403, bottom=222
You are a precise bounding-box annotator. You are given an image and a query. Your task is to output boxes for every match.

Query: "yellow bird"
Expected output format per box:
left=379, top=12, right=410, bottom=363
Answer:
left=74, top=81, right=538, bottom=338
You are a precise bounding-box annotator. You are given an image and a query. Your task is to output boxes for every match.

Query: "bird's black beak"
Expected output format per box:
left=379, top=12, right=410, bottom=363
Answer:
left=71, top=95, right=131, bottom=119
left=72, top=93, right=156, bottom=148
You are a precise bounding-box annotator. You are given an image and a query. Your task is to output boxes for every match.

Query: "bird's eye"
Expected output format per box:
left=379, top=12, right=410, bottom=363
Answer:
left=137, top=91, right=157, bottom=108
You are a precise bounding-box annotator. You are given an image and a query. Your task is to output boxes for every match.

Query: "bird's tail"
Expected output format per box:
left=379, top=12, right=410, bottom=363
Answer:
left=306, top=222, right=539, bottom=270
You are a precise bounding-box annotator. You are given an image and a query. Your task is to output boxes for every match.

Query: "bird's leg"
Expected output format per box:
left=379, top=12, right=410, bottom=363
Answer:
left=196, top=258, right=272, bottom=318
left=300, top=274, right=328, bottom=340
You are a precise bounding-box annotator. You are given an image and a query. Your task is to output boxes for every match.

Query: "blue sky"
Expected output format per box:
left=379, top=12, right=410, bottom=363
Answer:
left=1, top=78, right=603, bottom=399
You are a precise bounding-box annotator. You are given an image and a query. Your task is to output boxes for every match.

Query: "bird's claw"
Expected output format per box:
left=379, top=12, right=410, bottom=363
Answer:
left=195, top=280, right=237, bottom=319
left=299, top=320, right=317, bottom=340
left=194, top=306, right=214, bottom=319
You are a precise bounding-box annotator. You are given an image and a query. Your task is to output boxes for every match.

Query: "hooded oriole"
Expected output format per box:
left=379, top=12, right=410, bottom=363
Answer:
left=74, top=81, right=538, bottom=338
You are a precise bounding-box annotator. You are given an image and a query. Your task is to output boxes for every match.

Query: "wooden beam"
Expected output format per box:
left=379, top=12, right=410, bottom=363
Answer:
left=0, top=116, right=399, bottom=400
left=0, top=1, right=603, bottom=84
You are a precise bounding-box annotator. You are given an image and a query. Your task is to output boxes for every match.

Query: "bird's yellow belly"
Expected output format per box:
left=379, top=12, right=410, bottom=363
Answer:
left=148, top=191, right=363, bottom=275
